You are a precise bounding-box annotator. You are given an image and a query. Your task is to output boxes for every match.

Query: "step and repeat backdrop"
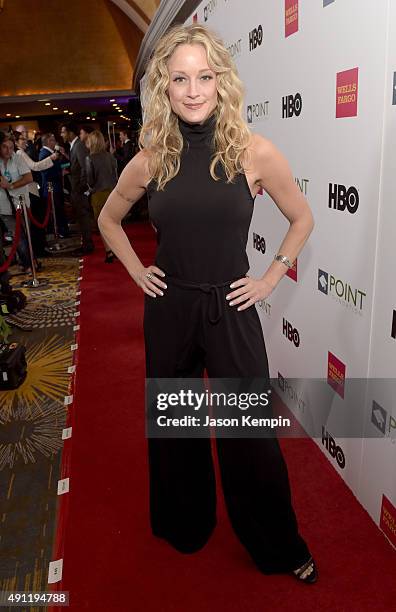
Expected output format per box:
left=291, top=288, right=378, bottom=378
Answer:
left=183, top=0, right=396, bottom=548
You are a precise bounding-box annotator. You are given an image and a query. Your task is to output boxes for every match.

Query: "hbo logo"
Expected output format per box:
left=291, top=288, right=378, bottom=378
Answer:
left=328, top=184, right=359, bottom=214
left=253, top=232, right=266, bottom=254
left=282, top=318, right=300, bottom=347
left=249, top=25, right=263, bottom=51
left=322, top=427, right=346, bottom=468
left=282, top=93, right=302, bottom=118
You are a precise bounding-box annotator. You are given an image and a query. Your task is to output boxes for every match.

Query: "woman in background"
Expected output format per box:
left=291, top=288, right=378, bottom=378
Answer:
left=86, top=130, right=118, bottom=262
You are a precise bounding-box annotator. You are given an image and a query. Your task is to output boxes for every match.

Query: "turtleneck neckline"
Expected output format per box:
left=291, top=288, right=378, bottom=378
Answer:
left=177, top=110, right=217, bottom=148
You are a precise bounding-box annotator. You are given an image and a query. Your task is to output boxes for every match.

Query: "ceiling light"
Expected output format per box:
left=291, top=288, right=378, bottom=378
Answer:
left=53, top=107, right=58, bottom=110
left=112, top=103, right=117, bottom=107
left=69, top=112, right=74, bottom=115
left=45, top=102, right=51, bottom=106
left=110, top=99, right=115, bottom=102
left=86, top=116, right=90, bottom=119
left=63, top=110, right=69, bottom=113
left=15, top=115, right=20, bottom=118
left=6, top=113, right=11, bottom=117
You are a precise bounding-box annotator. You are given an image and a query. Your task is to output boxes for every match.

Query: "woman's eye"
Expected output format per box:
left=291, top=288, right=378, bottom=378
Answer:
left=173, top=75, right=213, bottom=82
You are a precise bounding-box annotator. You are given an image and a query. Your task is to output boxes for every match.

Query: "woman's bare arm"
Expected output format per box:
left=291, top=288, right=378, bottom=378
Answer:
left=253, top=134, right=314, bottom=289
left=98, top=150, right=166, bottom=297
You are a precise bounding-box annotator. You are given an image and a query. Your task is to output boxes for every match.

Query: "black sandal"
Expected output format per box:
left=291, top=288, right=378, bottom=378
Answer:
left=290, top=555, right=318, bottom=583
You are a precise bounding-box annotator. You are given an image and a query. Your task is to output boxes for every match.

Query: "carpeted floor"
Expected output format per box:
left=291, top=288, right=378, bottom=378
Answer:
left=0, top=255, right=80, bottom=611
left=56, top=221, right=396, bottom=612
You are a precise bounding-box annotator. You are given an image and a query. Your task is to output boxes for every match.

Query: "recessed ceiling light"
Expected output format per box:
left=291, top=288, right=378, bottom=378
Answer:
left=112, top=103, right=117, bottom=107
left=15, top=115, right=20, bottom=118
left=64, top=110, right=69, bottom=113
left=69, top=112, right=74, bottom=115
left=45, top=102, right=51, bottom=106
left=86, top=116, right=90, bottom=119
left=110, top=99, right=115, bottom=102
left=53, top=107, right=58, bottom=110
left=6, top=113, right=11, bottom=117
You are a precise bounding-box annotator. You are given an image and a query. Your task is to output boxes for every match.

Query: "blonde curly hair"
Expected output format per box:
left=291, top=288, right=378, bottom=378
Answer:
left=138, top=23, right=253, bottom=191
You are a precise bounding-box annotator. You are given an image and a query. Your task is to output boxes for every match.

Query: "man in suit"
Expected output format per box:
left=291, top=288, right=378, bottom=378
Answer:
left=114, top=129, right=135, bottom=173
left=60, top=122, right=94, bottom=254
left=39, top=133, right=70, bottom=238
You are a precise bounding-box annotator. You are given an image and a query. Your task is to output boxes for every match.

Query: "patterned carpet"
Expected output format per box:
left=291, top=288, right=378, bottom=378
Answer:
left=0, top=255, right=80, bottom=609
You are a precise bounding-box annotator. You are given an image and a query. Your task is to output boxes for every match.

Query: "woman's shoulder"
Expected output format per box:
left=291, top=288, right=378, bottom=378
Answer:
left=246, top=131, right=275, bottom=158
left=127, top=149, right=153, bottom=185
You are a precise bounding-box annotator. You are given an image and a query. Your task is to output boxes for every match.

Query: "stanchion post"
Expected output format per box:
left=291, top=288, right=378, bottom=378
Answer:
left=16, top=194, right=39, bottom=287
left=47, top=181, right=59, bottom=240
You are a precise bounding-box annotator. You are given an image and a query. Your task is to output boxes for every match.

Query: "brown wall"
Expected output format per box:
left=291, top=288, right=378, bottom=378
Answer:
left=0, top=0, right=143, bottom=97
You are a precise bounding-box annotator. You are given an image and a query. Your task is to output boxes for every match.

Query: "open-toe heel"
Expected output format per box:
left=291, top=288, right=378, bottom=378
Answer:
left=290, top=556, right=318, bottom=584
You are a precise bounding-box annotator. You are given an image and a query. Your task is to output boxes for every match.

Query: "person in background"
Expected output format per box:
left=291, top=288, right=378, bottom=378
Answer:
left=79, top=125, right=93, bottom=146
left=33, top=131, right=42, bottom=161
left=113, top=129, right=134, bottom=173
left=0, top=131, right=34, bottom=272
left=86, top=130, right=117, bottom=263
left=15, top=124, right=36, bottom=160
left=60, top=122, right=94, bottom=254
left=15, top=131, right=58, bottom=256
left=39, top=133, right=70, bottom=238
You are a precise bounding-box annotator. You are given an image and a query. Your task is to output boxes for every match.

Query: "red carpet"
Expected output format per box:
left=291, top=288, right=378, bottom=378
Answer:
left=59, top=221, right=396, bottom=611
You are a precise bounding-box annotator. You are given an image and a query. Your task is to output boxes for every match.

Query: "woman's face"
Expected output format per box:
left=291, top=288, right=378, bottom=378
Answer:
left=0, top=140, right=13, bottom=159
left=167, top=43, right=217, bottom=124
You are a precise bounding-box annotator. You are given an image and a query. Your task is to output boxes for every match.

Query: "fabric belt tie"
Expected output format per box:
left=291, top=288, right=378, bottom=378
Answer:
left=165, top=275, right=236, bottom=324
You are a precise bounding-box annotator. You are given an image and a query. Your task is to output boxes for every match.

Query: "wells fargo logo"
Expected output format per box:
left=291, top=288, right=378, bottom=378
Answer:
left=327, top=351, right=346, bottom=399
left=285, top=0, right=298, bottom=37
left=379, top=495, right=396, bottom=548
left=336, top=67, right=359, bottom=118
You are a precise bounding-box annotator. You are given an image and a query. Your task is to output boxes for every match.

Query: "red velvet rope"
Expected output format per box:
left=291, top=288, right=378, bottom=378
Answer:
left=0, top=209, right=22, bottom=273
left=27, top=192, right=52, bottom=229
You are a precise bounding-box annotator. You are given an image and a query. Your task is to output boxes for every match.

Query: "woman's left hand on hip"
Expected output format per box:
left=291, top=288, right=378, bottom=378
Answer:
left=225, top=276, right=274, bottom=311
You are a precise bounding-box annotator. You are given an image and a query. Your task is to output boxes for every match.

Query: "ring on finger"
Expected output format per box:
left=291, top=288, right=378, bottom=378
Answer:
left=146, top=272, right=153, bottom=280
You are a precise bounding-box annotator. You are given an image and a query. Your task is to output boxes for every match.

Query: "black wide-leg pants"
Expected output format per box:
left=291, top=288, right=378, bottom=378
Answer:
left=143, top=277, right=310, bottom=573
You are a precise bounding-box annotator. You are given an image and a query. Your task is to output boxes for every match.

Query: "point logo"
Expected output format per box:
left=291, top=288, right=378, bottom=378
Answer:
left=227, top=38, right=242, bottom=59
left=318, top=268, right=366, bottom=314
left=277, top=372, right=307, bottom=413
left=247, top=101, right=269, bottom=123
left=371, top=400, right=396, bottom=441
left=203, top=0, right=217, bottom=22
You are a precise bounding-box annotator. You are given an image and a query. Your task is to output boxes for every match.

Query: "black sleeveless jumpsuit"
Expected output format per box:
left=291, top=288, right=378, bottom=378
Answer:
left=144, top=112, right=311, bottom=573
